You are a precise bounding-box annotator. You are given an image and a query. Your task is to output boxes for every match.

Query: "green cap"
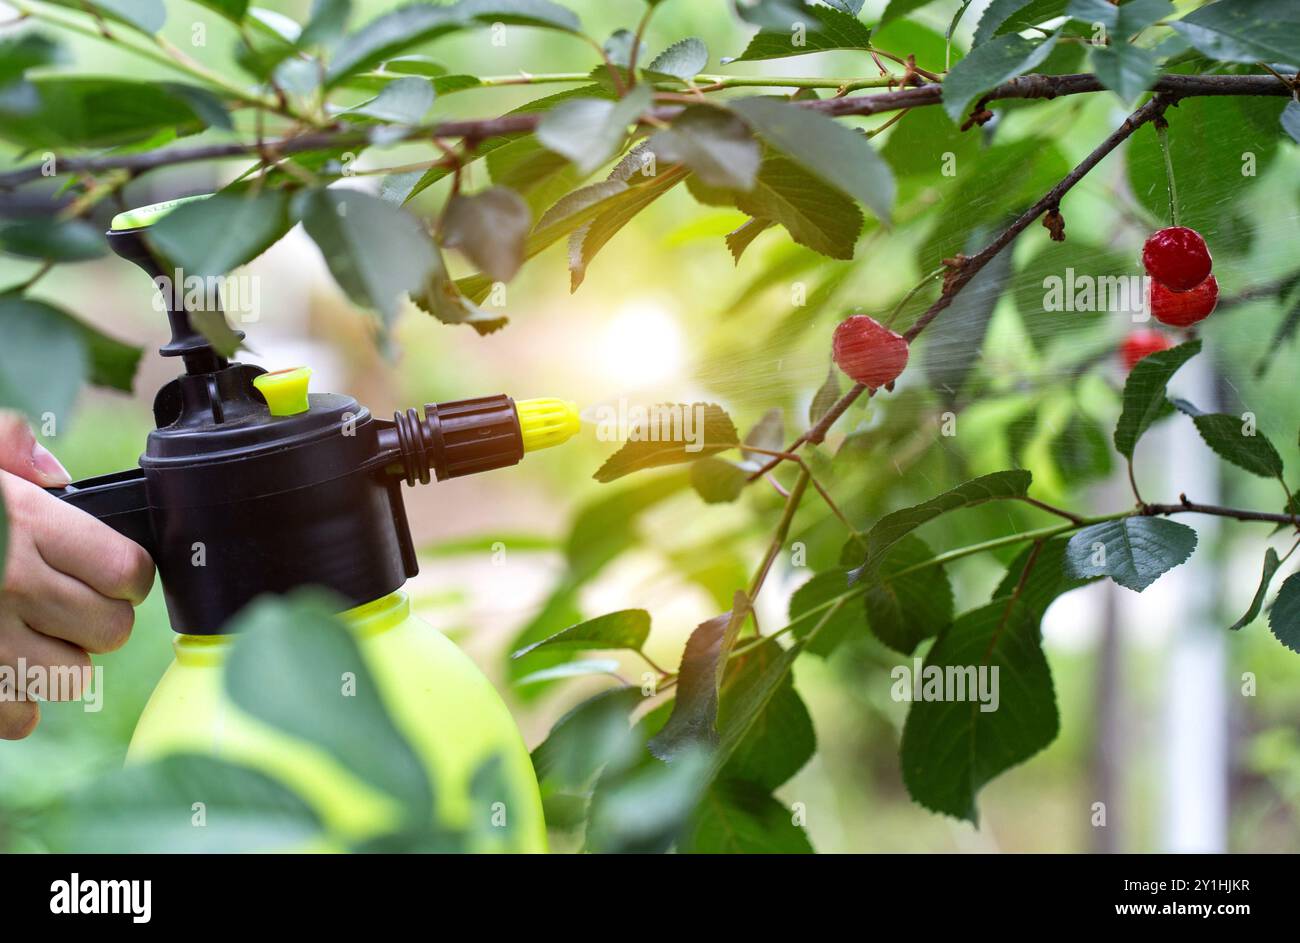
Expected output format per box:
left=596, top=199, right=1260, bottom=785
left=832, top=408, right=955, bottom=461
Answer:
left=110, top=193, right=212, bottom=232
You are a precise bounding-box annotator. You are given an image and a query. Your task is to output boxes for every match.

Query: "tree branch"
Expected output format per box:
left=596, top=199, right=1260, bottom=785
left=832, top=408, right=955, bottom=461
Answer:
left=0, top=72, right=1289, bottom=190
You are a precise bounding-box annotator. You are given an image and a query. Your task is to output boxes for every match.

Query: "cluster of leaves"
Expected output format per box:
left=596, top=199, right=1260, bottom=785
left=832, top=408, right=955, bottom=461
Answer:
left=2, top=0, right=1298, bottom=850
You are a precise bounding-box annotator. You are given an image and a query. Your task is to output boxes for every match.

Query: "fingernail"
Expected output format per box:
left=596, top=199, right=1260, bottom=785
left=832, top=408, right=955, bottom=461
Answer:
left=31, top=442, right=71, bottom=487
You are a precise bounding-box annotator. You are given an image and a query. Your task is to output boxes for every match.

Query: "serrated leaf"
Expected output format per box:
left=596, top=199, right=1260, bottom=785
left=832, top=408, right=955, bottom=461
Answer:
left=788, top=569, right=867, bottom=656
left=734, top=151, right=863, bottom=260
left=882, top=0, right=941, bottom=26
left=585, top=746, right=711, bottom=853
left=900, top=599, right=1058, bottom=822
left=225, top=592, right=434, bottom=813
left=922, top=228, right=1012, bottom=400
left=45, top=0, right=166, bottom=35
left=1064, top=517, right=1197, bottom=592
left=569, top=161, right=686, bottom=290
left=593, top=403, right=739, bottom=483
left=1171, top=398, right=1284, bottom=478
left=647, top=592, right=750, bottom=762
left=1067, top=0, right=1172, bottom=36
left=650, top=105, right=760, bottom=190
left=729, top=1, right=873, bottom=62
left=296, top=188, right=436, bottom=328
left=731, top=97, right=894, bottom=224
left=511, top=609, right=651, bottom=659
left=537, top=85, right=652, bottom=175
left=1268, top=571, right=1300, bottom=652
left=690, top=456, right=747, bottom=503
left=1113, top=339, right=1201, bottom=460
left=717, top=640, right=814, bottom=790
left=995, top=535, right=1097, bottom=617
left=682, top=780, right=814, bottom=853
left=514, top=659, right=622, bottom=686
left=848, top=470, right=1033, bottom=581
left=1172, top=0, right=1300, bottom=66
left=442, top=187, right=531, bottom=283
left=809, top=363, right=840, bottom=424
left=149, top=187, right=294, bottom=279
left=973, top=0, right=1068, bottom=45
left=1231, top=547, right=1281, bottom=632
left=864, top=534, right=954, bottom=654
left=725, top=216, right=775, bottom=262
left=644, top=37, right=709, bottom=80
left=741, top=407, right=784, bottom=466
left=943, top=32, right=1060, bottom=123
left=411, top=246, right=509, bottom=335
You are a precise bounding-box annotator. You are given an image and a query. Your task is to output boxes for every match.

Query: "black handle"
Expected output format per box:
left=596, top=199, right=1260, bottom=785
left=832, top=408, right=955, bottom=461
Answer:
left=45, top=468, right=156, bottom=557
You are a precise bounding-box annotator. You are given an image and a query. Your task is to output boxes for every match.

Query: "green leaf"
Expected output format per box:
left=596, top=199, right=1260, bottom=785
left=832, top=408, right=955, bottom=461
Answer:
left=346, top=76, right=433, bottom=123
left=569, top=158, right=686, bottom=290
left=690, top=456, right=747, bottom=503
left=299, top=0, right=352, bottom=47
left=193, top=0, right=249, bottom=22
left=530, top=686, right=643, bottom=792
left=1089, top=42, right=1159, bottom=105
left=40, top=754, right=322, bottom=853
left=1011, top=241, right=1130, bottom=351
left=942, top=32, right=1060, bottom=123
left=1067, top=0, right=1171, bottom=35
left=734, top=151, right=863, bottom=259
left=809, top=363, right=840, bottom=424
left=864, top=534, right=954, bottom=654
left=789, top=569, right=865, bottom=656
left=1113, top=339, right=1201, bottom=460
left=327, top=0, right=580, bottom=84
left=1283, top=101, right=1300, bottom=145
left=536, top=85, right=652, bottom=175
left=848, top=470, right=1033, bottom=581
left=644, top=37, right=709, bottom=80
left=731, top=97, right=894, bottom=225
left=995, top=535, right=1096, bottom=617
left=1064, top=517, right=1198, bottom=592
left=511, top=609, right=651, bottom=659
left=0, top=219, right=105, bottom=262
left=725, top=217, right=775, bottom=262
left=0, top=78, right=223, bottom=148
left=899, top=599, right=1058, bottom=822
left=5, top=297, right=140, bottom=393
left=882, top=0, right=942, bottom=26
left=682, top=780, right=814, bottom=853
left=1230, top=546, right=1281, bottom=632
left=224, top=592, right=434, bottom=814
left=728, top=1, right=873, bottom=62
left=0, top=32, right=64, bottom=86
left=45, top=0, right=166, bottom=35
left=973, top=0, right=1068, bottom=45
left=647, top=593, right=750, bottom=761
left=1173, top=0, right=1300, bottom=66
left=593, top=403, right=740, bottom=483
left=148, top=188, right=294, bottom=279
left=1268, top=572, right=1300, bottom=652
left=296, top=188, right=437, bottom=328
left=585, top=747, right=711, bottom=853
left=1171, top=398, right=1284, bottom=478
left=411, top=246, right=509, bottom=335
left=0, top=294, right=88, bottom=421
left=922, top=230, right=1013, bottom=400
left=441, top=187, right=531, bottom=283
left=650, top=105, right=760, bottom=191
left=514, top=659, right=622, bottom=686
left=717, top=640, right=814, bottom=790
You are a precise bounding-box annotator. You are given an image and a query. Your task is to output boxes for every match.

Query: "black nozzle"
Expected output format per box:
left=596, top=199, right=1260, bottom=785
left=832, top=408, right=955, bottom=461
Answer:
left=382, top=395, right=524, bottom=485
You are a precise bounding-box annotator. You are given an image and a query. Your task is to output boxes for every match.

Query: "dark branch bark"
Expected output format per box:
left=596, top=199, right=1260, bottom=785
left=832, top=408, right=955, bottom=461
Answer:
left=0, top=72, right=1290, bottom=190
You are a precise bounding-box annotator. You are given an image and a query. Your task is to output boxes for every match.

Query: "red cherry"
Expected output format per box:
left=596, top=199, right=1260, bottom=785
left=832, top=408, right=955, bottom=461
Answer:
left=832, top=315, right=909, bottom=389
left=1141, top=227, right=1212, bottom=291
left=1148, top=274, right=1219, bottom=327
left=1120, top=329, right=1173, bottom=371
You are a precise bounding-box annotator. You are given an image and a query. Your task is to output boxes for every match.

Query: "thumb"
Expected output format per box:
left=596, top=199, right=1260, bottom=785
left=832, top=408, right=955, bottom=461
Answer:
left=0, top=411, right=71, bottom=487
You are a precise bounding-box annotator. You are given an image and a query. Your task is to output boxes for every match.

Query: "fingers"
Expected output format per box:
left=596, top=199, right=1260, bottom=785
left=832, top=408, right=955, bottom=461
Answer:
left=0, top=615, right=95, bottom=740
left=0, top=699, right=39, bottom=741
left=0, top=410, right=70, bottom=487
left=17, top=565, right=135, bottom=654
left=5, top=474, right=154, bottom=603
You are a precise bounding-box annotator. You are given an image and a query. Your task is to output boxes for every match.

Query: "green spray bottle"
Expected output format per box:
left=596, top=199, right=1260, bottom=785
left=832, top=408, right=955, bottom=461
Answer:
left=47, top=196, right=581, bottom=851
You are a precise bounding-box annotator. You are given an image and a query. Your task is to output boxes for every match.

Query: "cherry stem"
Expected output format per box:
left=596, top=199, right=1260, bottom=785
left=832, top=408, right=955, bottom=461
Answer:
left=1156, top=121, right=1180, bottom=227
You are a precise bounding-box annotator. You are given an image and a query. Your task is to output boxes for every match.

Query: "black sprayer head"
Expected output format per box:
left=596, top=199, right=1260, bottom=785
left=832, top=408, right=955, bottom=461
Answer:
left=47, top=196, right=579, bottom=633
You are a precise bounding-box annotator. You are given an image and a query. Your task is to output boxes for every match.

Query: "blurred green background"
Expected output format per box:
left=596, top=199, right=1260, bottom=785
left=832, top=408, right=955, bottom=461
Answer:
left=1, top=0, right=1299, bottom=853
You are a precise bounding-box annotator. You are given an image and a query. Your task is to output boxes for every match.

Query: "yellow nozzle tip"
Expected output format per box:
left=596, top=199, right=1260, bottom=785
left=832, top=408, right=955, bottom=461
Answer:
left=516, top=397, right=581, bottom=453
left=253, top=366, right=312, bottom=416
